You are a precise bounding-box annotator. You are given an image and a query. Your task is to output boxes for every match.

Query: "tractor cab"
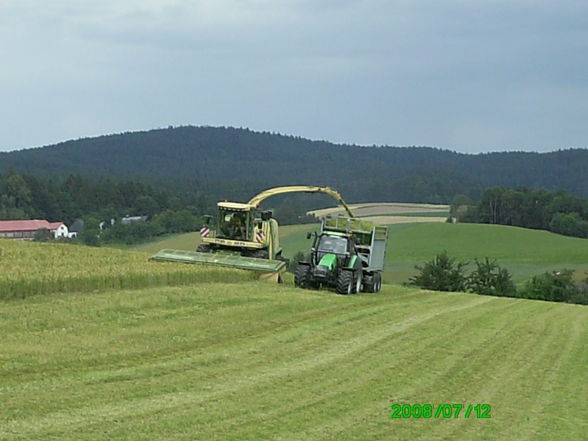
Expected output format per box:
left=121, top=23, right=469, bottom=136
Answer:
left=315, top=233, right=354, bottom=264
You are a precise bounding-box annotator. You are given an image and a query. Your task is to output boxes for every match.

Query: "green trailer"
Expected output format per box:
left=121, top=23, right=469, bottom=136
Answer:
left=295, top=216, right=388, bottom=294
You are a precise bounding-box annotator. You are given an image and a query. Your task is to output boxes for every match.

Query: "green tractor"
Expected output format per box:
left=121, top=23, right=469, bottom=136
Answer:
left=295, top=216, right=388, bottom=294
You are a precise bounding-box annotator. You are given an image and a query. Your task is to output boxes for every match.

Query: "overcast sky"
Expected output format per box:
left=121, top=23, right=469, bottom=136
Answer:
left=1, top=0, right=587, bottom=153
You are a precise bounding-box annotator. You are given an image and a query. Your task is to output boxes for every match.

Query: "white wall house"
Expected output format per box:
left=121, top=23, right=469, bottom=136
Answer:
left=51, top=223, right=69, bottom=238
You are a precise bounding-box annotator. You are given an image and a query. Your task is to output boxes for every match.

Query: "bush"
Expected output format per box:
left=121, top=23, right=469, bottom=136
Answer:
left=33, top=228, right=53, bottom=242
left=519, top=270, right=578, bottom=303
left=409, top=251, right=468, bottom=292
left=100, top=222, right=162, bottom=245
left=153, top=210, right=200, bottom=234
left=467, top=258, right=516, bottom=297
left=81, top=228, right=101, bottom=247
left=569, top=282, right=588, bottom=305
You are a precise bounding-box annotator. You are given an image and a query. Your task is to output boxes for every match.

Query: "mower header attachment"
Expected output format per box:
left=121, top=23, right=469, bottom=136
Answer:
left=150, top=249, right=286, bottom=272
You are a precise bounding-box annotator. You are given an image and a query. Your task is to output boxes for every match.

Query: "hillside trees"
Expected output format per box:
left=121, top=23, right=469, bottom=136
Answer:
left=460, top=186, right=588, bottom=238
left=1, top=127, right=587, bottom=198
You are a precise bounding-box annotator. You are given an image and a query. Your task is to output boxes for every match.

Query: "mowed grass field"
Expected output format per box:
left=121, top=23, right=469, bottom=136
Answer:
left=2, top=280, right=587, bottom=440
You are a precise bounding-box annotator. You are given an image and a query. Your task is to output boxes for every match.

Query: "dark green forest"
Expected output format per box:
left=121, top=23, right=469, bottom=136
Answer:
left=1, top=126, right=587, bottom=203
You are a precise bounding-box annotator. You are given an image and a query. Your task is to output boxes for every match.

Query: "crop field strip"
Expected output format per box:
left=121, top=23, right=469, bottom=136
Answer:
left=309, top=202, right=449, bottom=218
left=1, top=283, right=586, bottom=440
left=0, top=241, right=254, bottom=299
left=358, top=215, right=447, bottom=224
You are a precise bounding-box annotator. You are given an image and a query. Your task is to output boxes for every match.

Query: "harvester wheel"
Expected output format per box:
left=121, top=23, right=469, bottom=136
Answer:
left=336, top=270, right=354, bottom=295
left=294, top=265, right=312, bottom=289
left=249, top=250, right=269, bottom=259
left=196, top=244, right=211, bottom=253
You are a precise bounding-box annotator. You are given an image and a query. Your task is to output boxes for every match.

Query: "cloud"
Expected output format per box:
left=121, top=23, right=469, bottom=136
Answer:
left=0, top=0, right=587, bottom=151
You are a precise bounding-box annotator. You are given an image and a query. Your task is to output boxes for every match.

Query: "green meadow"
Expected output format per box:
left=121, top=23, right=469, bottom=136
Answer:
left=1, top=281, right=587, bottom=441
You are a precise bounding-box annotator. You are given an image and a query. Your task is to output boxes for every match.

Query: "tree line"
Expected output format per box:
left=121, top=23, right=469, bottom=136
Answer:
left=453, top=187, right=588, bottom=239
left=0, top=171, right=213, bottom=224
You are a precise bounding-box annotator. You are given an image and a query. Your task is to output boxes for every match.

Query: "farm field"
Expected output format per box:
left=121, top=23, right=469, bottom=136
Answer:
left=309, top=202, right=449, bottom=224
left=0, top=240, right=253, bottom=299
left=1, top=279, right=587, bottom=440
left=309, top=202, right=449, bottom=218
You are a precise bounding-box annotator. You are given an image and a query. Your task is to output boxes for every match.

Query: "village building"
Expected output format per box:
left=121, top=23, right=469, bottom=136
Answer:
left=0, top=220, right=69, bottom=240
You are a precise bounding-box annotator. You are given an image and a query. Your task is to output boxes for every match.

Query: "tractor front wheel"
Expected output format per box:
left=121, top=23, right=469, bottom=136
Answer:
left=336, top=270, right=354, bottom=295
left=295, top=264, right=312, bottom=289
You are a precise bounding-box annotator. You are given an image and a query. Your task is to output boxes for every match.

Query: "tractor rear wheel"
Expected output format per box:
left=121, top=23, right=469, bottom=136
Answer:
left=196, top=244, right=211, bottom=253
left=374, top=273, right=382, bottom=292
left=294, top=265, right=312, bottom=289
left=336, top=270, right=354, bottom=295
left=363, top=272, right=382, bottom=293
left=352, top=271, right=362, bottom=294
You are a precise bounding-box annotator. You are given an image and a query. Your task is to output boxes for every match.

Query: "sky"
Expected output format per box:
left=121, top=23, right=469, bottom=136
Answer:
left=1, top=0, right=587, bottom=153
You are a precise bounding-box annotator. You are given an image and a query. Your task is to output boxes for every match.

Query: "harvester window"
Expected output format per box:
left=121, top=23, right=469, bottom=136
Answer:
left=220, top=211, right=247, bottom=240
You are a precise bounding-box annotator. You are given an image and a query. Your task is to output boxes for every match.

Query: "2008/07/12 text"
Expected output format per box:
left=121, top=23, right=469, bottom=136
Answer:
left=389, top=403, right=491, bottom=419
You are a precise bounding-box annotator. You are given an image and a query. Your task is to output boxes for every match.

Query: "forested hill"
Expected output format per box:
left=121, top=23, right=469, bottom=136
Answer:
left=1, top=126, right=587, bottom=202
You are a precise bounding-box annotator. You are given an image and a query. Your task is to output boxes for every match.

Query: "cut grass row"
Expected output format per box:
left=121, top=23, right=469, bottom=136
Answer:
left=0, top=240, right=254, bottom=299
left=1, top=282, right=586, bottom=440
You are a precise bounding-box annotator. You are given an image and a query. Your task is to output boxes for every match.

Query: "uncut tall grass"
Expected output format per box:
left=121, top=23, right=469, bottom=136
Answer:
left=0, top=241, right=254, bottom=299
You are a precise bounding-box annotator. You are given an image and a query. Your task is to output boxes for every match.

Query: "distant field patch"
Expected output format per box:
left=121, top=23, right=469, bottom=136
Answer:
left=310, top=202, right=449, bottom=218
left=360, top=215, right=447, bottom=224
left=128, top=231, right=200, bottom=254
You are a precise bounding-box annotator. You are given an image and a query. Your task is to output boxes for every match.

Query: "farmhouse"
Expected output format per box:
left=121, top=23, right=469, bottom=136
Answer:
left=0, top=220, right=69, bottom=240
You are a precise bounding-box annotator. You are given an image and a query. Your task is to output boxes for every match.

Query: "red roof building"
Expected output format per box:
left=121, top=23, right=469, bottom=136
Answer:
left=0, top=220, right=68, bottom=240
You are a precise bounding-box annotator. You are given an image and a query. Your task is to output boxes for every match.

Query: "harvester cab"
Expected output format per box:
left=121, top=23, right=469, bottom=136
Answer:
left=295, top=216, right=388, bottom=294
left=197, top=202, right=282, bottom=262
